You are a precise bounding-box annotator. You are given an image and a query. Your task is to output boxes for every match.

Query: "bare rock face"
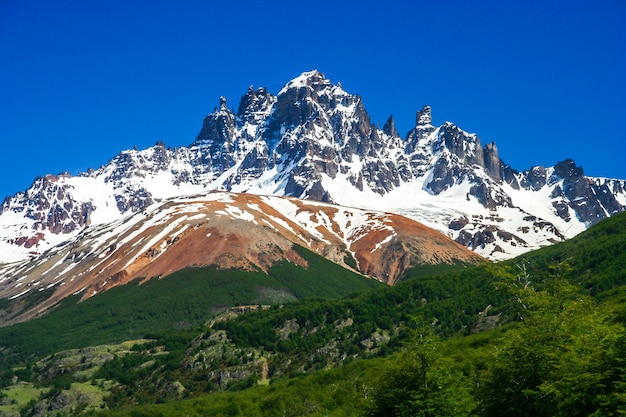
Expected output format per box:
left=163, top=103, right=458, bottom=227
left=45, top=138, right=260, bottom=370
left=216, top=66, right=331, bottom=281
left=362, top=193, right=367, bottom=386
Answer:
left=444, top=123, right=483, bottom=166
left=194, top=96, right=237, bottom=173
left=23, top=175, right=94, bottom=233
left=416, top=105, right=432, bottom=125
left=483, top=142, right=501, bottom=182
left=551, top=159, right=623, bottom=224
left=383, top=115, right=399, bottom=138
left=30, top=390, right=91, bottom=417
left=522, top=165, right=548, bottom=190
left=427, top=158, right=459, bottom=194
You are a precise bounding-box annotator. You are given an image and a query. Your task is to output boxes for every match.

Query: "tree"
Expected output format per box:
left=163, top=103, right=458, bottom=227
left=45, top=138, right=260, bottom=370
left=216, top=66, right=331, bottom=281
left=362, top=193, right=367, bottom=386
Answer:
left=365, top=320, right=474, bottom=417
left=479, top=261, right=626, bottom=417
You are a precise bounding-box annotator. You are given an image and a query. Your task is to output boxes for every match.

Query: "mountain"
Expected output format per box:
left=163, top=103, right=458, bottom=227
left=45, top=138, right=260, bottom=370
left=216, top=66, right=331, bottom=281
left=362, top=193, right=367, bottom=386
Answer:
left=1, top=70, right=625, bottom=265
left=0, top=192, right=482, bottom=325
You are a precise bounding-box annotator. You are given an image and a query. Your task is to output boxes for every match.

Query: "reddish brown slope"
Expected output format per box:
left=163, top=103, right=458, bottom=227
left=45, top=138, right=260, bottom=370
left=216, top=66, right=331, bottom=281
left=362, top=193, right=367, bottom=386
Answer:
left=0, top=192, right=483, bottom=324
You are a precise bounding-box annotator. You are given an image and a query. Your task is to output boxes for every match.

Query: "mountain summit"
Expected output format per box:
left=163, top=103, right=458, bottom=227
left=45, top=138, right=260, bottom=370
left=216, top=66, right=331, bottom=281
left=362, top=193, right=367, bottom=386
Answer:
left=1, top=70, right=625, bottom=263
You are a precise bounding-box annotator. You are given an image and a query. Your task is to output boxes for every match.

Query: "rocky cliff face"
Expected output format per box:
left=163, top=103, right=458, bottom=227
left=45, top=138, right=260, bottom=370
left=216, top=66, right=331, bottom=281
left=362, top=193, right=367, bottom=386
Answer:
left=0, top=70, right=624, bottom=262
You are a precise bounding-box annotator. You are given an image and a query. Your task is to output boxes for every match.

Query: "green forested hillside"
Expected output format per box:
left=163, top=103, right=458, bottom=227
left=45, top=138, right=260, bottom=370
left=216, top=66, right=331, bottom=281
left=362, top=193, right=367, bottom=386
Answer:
left=513, top=211, right=626, bottom=298
left=0, top=244, right=383, bottom=366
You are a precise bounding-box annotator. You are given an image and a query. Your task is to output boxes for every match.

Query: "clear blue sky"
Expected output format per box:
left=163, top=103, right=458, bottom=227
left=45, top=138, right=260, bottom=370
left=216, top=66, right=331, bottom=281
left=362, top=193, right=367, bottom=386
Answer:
left=1, top=0, right=624, bottom=200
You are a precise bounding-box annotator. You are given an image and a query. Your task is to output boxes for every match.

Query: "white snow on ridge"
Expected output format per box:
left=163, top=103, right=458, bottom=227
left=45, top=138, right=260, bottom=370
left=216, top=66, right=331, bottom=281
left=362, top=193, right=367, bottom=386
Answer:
left=277, top=70, right=324, bottom=95
left=371, top=232, right=396, bottom=253
left=122, top=214, right=189, bottom=269
left=316, top=171, right=591, bottom=260
left=63, top=176, right=121, bottom=225
left=225, top=206, right=256, bottom=224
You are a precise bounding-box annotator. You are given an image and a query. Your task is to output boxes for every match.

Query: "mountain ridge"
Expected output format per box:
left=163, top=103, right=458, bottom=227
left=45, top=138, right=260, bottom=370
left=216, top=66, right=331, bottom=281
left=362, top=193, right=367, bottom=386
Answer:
left=1, top=70, right=624, bottom=264
left=0, top=192, right=482, bottom=325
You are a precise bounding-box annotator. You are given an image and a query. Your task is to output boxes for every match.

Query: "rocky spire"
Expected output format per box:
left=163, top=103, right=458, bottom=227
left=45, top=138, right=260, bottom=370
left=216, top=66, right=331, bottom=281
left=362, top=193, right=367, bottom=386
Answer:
left=383, top=115, right=399, bottom=137
left=483, top=142, right=501, bottom=181
left=416, top=105, right=432, bottom=126
left=237, top=85, right=274, bottom=124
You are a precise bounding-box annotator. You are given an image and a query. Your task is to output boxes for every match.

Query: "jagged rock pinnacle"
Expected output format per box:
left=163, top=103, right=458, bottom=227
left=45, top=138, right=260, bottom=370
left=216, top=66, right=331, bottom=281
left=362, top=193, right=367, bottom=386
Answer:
left=483, top=142, right=501, bottom=181
left=219, top=96, right=228, bottom=111
left=416, top=105, right=432, bottom=126
left=383, top=115, right=399, bottom=137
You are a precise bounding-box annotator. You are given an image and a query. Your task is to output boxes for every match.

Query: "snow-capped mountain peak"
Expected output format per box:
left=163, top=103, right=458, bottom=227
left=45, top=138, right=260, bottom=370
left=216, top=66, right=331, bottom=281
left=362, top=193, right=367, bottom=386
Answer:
left=1, top=70, right=624, bottom=264
left=277, top=69, right=329, bottom=95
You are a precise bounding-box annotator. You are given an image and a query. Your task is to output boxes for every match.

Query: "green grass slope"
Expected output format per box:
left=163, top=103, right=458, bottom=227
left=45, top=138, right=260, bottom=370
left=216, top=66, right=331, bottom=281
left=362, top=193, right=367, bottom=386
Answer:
left=508, top=211, right=626, bottom=298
